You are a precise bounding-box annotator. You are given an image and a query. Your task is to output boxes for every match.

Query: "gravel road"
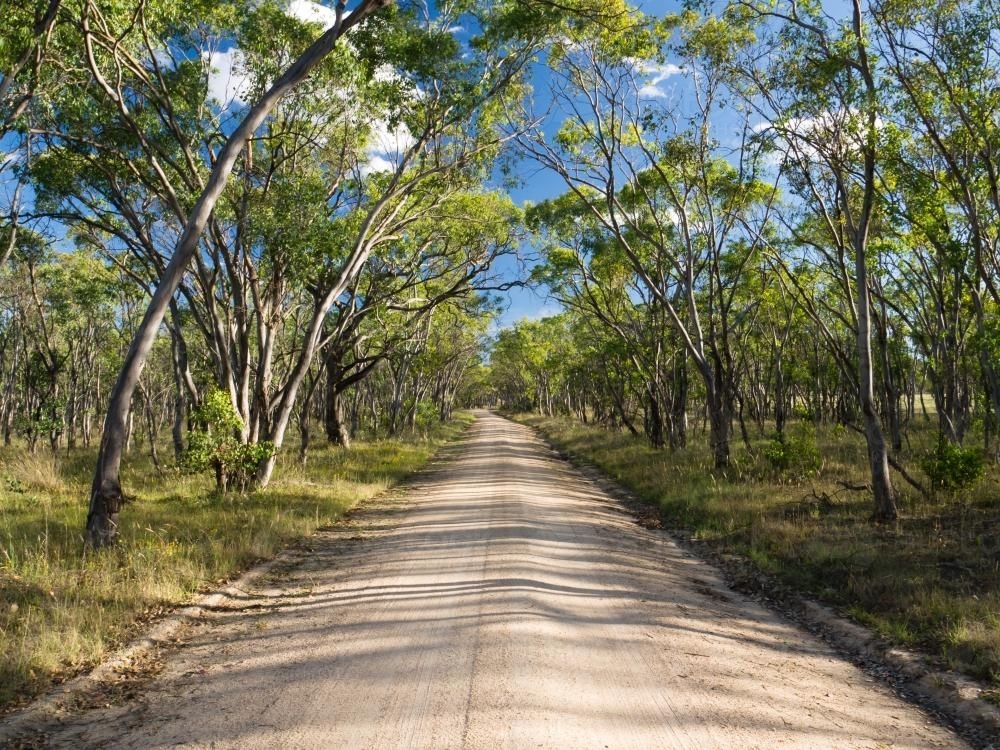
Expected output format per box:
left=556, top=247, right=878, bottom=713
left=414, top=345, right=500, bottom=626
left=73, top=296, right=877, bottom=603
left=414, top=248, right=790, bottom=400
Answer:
left=9, top=412, right=970, bottom=749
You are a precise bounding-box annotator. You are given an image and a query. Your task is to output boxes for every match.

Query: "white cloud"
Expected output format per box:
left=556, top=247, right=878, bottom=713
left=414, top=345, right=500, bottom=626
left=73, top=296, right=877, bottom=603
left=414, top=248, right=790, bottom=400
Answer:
left=751, top=109, right=887, bottom=178
left=372, top=63, right=398, bottom=84
left=204, top=47, right=253, bottom=108
left=369, top=118, right=416, bottom=155
left=633, top=61, right=684, bottom=99
left=775, top=110, right=884, bottom=156
left=359, top=115, right=418, bottom=175
left=0, top=132, right=20, bottom=169
left=145, top=46, right=178, bottom=73
left=524, top=301, right=565, bottom=321
left=285, top=0, right=338, bottom=27
left=203, top=1, right=339, bottom=109
left=201, top=1, right=420, bottom=177
left=360, top=154, right=395, bottom=176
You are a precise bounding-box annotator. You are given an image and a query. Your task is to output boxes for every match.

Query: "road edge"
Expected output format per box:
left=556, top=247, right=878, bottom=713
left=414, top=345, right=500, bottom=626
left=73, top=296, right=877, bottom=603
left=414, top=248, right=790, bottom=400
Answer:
left=0, top=420, right=477, bottom=746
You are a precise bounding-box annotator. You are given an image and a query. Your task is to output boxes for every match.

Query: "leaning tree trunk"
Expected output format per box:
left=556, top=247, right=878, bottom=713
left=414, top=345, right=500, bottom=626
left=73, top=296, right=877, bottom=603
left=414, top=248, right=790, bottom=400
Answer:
left=85, top=0, right=392, bottom=547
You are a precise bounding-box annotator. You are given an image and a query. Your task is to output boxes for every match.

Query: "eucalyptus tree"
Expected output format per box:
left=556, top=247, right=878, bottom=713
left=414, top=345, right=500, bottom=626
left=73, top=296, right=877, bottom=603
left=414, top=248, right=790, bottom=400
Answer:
left=36, top=247, right=120, bottom=450
left=422, top=301, right=497, bottom=423
left=488, top=316, right=575, bottom=416
left=0, top=0, right=62, bottom=269
left=63, top=0, right=632, bottom=546
left=27, top=2, right=381, bottom=458
left=528, top=197, right=687, bottom=447
left=488, top=325, right=538, bottom=413
left=0, top=1, right=62, bottom=126
left=519, top=12, right=776, bottom=467
left=243, top=24, right=542, bottom=481
left=565, top=314, right=648, bottom=434
left=319, top=191, right=519, bottom=447
left=873, top=139, right=979, bottom=443
left=18, top=0, right=394, bottom=546
left=728, top=0, right=902, bottom=519
left=0, top=237, right=118, bottom=452
left=873, top=0, right=1000, bottom=448
left=0, top=232, right=64, bottom=451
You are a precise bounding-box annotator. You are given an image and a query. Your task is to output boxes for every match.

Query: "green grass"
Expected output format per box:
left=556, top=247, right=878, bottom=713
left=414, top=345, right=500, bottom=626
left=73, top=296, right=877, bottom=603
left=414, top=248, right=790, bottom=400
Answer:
left=0, top=413, right=474, bottom=711
left=518, top=413, right=1000, bottom=686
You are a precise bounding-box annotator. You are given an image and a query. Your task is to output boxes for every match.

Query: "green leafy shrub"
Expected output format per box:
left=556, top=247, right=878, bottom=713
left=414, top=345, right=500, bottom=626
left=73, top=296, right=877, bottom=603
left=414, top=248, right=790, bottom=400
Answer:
left=415, top=400, right=439, bottom=428
left=919, top=437, right=985, bottom=494
left=181, top=389, right=275, bottom=494
left=764, top=423, right=821, bottom=479
left=791, top=404, right=815, bottom=421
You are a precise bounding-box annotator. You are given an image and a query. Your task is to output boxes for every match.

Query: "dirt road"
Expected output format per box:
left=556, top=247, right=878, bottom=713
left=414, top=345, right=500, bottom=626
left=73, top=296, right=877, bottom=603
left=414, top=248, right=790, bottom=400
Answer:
left=7, top=413, right=969, bottom=748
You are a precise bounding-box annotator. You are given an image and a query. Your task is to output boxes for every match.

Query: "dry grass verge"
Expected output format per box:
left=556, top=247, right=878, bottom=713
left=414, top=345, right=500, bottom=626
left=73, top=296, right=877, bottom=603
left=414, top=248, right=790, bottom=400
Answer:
left=0, top=414, right=473, bottom=712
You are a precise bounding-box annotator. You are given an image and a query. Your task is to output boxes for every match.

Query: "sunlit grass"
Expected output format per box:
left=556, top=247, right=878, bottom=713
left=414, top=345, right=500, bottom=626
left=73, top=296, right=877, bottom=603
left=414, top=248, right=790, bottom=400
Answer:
left=0, top=413, right=473, bottom=710
left=519, top=413, right=1000, bottom=686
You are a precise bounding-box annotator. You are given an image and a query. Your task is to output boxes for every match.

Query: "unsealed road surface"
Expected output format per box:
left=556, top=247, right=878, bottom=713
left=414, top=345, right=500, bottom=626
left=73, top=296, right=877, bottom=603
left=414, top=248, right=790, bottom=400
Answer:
left=10, top=413, right=968, bottom=749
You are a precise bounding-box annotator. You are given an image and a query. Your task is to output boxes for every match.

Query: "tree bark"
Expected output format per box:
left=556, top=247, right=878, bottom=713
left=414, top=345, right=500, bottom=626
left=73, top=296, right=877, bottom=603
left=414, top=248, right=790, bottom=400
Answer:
left=85, top=0, right=392, bottom=547
left=326, top=387, right=351, bottom=449
left=644, top=385, right=665, bottom=449
left=851, top=0, right=898, bottom=523
left=298, top=405, right=311, bottom=465
left=706, top=392, right=731, bottom=469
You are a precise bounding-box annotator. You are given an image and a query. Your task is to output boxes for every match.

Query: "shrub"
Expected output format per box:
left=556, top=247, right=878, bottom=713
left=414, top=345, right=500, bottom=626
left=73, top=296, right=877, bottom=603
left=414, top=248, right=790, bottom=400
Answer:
left=181, top=389, right=275, bottom=494
left=415, top=400, right=439, bottom=428
left=764, top=423, right=822, bottom=480
left=919, top=437, right=985, bottom=494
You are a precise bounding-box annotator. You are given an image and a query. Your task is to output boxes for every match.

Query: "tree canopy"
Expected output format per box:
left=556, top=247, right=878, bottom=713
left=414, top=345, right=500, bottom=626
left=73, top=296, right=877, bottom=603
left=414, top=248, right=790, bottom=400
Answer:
left=1, top=0, right=999, bottom=538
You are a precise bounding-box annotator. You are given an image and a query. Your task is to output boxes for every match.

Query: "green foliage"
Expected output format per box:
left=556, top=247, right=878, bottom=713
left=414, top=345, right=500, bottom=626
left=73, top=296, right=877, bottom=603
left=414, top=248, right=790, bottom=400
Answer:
left=763, top=423, right=822, bottom=479
left=414, top=400, right=439, bottom=428
left=480, top=0, right=650, bottom=58
left=919, top=438, right=986, bottom=494
left=674, top=8, right=756, bottom=68
left=181, top=389, right=274, bottom=494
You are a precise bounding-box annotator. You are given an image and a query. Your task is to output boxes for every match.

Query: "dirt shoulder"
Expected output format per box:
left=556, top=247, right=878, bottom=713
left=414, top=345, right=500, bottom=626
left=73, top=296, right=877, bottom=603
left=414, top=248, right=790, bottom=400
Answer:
left=0, top=412, right=978, bottom=749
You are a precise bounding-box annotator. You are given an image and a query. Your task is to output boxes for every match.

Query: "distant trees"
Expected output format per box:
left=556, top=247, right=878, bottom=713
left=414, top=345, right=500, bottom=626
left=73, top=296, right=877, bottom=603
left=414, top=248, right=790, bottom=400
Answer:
left=734, top=0, right=899, bottom=518
left=0, top=242, right=119, bottom=451
left=518, top=10, right=776, bottom=468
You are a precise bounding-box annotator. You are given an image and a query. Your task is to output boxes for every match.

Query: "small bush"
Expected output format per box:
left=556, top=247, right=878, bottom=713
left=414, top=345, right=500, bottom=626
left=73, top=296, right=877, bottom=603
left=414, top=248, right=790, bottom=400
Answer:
left=181, top=389, right=274, bottom=494
left=791, top=404, right=815, bottom=421
left=415, top=400, right=439, bottom=428
left=764, top=423, right=822, bottom=479
left=919, top=437, right=985, bottom=494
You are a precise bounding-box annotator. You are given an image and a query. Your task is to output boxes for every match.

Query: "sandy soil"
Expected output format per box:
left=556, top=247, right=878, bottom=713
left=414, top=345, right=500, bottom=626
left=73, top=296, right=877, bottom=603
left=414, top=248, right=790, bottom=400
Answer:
left=4, top=412, right=970, bottom=749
